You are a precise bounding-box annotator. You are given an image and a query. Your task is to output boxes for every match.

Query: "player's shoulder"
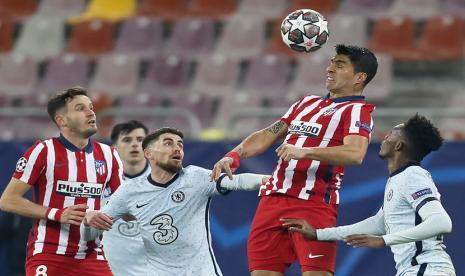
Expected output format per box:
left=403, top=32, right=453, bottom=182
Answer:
left=398, top=165, right=436, bottom=188
left=183, top=165, right=211, bottom=176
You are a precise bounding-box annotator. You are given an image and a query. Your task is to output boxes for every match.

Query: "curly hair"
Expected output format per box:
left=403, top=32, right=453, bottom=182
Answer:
left=403, top=114, right=443, bottom=161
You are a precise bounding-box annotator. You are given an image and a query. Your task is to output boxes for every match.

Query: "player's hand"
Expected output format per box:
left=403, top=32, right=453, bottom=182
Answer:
left=344, top=234, right=386, bottom=248
left=261, top=176, right=271, bottom=186
left=60, top=204, right=88, bottom=226
left=83, top=211, right=113, bottom=231
left=211, top=157, right=235, bottom=181
left=276, top=144, right=306, bottom=161
left=280, top=218, right=317, bottom=240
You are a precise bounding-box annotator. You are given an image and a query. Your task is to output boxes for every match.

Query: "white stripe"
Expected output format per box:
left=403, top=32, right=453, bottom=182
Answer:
left=33, top=139, right=55, bottom=256
left=56, top=149, right=77, bottom=255
left=369, top=117, right=374, bottom=142
left=349, top=104, right=363, bottom=134
left=298, top=104, right=352, bottom=199
left=271, top=99, right=323, bottom=194
left=75, top=151, right=97, bottom=259
left=19, top=142, right=45, bottom=183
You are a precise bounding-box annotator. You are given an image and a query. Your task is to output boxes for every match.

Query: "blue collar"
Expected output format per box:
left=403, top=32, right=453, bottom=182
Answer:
left=323, top=94, right=365, bottom=103
left=57, top=134, right=93, bottom=153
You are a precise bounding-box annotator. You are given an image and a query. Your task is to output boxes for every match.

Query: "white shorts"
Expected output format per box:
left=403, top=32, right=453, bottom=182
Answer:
left=401, top=263, right=456, bottom=276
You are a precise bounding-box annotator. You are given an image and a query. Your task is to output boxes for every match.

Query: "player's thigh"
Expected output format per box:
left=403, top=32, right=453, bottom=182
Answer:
left=247, top=196, right=296, bottom=272
left=25, top=256, right=76, bottom=276
left=302, top=271, right=333, bottom=276
left=290, top=203, right=337, bottom=274
left=78, top=259, right=113, bottom=276
left=251, top=270, right=284, bottom=276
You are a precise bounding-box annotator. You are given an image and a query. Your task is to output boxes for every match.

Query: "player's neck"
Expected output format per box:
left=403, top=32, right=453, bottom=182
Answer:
left=150, top=168, right=177, bottom=185
left=387, top=155, right=413, bottom=175
left=61, top=131, right=90, bottom=149
left=329, top=89, right=362, bottom=99
left=123, top=161, right=147, bottom=177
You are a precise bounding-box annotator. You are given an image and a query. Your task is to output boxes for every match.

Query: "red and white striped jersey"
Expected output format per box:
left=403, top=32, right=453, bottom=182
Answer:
left=12, top=134, right=123, bottom=260
left=260, top=94, right=375, bottom=204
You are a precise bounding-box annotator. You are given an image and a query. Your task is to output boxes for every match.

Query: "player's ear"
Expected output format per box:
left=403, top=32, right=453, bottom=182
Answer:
left=144, top=148, right=152, bottom=160
left=354, top=72, right=367, bottom=86
left=55, top=113, right=66, bottom=128
left=394, top=141, right=404, bottom=152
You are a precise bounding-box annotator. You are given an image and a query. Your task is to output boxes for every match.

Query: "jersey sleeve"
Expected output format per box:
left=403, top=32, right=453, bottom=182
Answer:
left=399, top=168, right=440, bottom=212
left=100, top=184, right=130, bottom=222
left=107, top=148, right=123, bottom=195
left=280, top=97, right=305, bottom=126
left=342, top=103, right=375, bottom=140
left=12, top=140, right=47, bottom=186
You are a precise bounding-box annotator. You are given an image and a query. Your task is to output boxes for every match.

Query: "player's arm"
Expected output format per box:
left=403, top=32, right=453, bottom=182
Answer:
left=0, top=177, right=87, bottom=226
left=381, top=200, right=452, bottom=246
left=211, top=120, right=288, bottom=181
left=281, top=207, right=385, bottom=241
left=217, top=173, right=270, bottom=192
left=276, top=135, right=369, bottom=166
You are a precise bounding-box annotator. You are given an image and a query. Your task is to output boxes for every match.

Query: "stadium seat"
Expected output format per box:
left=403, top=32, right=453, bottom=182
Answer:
left=323, top=15, right=367, bottom=52
left=68, top=0, right=135, bottom=23
left=0, top=54, right=37, bottom=99
left=237, top=0, right=287, bottom=20
left=288, top=52, right=330, bottom=103
left=216, top=16, right=266, bottom=60
left=440, top=93, right=465, bottom=140
left=415, top=16, right=465, bottom=61
left=139, top=54, right=191, bottom=96
left=36, top=54, right=90, bottom=96
left=67, top=20, right=114, bottom=56
left=339, top=0, right=392, bottom=17
left=138, top=0, right=188, bottom=21
left=242, top=54, right=291, bottom=98
left=90, top=54, right=139, bottom=99
left=442, top=0, right=465, bottom=16
left=368, top=17, right=417, bottom=60
left=287, top=0, right=338, bottom=16
left=191, top=54, right=240, bottom=97
left=14, top=16, right=64, bottom=60
left=114, top=17, right=163, bottom=59
left=166, top=19, right=215, bottom=60
left=37, top=0, right=86, bottom=18
left=188, top=0, right=237, bottom=19
left=0, top=18, right=13, bottom=53
left=388, top=0, right=440, bottom=19
left=0, top=0, right=38, bottom=21
left=365, top=54, right=392, bottom=102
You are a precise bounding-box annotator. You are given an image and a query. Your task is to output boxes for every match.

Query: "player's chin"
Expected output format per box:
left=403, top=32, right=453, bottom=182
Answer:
left=82, top=127, right=98, bottom=138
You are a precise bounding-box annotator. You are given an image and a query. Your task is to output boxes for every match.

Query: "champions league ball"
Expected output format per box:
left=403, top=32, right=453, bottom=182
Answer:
left=280, top=9, right=329, bottom=53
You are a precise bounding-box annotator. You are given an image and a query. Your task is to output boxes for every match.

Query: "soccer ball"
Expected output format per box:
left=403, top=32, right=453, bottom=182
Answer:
left=280, top=9, right=329, bottom=53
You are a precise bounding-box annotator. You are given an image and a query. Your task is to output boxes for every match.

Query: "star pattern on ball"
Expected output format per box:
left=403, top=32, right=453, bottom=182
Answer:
left=287, top=13, right=307, bottom=34
left=319, top=20, right=329, bottom=34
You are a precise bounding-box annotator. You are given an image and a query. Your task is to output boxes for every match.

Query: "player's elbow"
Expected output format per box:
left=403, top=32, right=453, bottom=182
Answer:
left=442, top=215, right=453, bottom=234
left=0, top=195, right=13, bottom=213
left=348, top=152, right=365, bottom=165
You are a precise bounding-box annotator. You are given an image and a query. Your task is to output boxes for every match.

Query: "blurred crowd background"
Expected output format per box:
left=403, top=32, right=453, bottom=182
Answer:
left=0, top=0, right=464, bottom=142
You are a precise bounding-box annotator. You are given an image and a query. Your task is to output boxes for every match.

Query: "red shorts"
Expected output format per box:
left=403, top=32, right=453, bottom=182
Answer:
left=25, top=253, right=113, bottom=276
left=248, top=194, right=338, bottom=274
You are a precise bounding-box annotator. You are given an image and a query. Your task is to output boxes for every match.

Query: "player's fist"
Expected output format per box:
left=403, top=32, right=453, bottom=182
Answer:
left=211, top=157, right=235, bottom=181
left=276, top=144, right=306, bottom=161
left=280, top=218, right=317, bottom=240
left=84, top=211, right=113, bottom=231
left=60, top=204, right=88, bottom=226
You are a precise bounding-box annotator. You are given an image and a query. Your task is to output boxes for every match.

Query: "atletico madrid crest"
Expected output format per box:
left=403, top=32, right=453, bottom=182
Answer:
left=94, top=160, right=106, bottom=175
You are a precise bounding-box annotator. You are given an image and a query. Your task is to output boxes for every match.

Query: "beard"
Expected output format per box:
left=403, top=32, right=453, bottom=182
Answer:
left=68, top=122, right=97, bottom=138
left=156, top=160, right=182, bottom=174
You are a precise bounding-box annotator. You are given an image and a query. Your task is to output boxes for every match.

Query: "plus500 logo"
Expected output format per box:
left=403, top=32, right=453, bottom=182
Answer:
left=56, top=180, right=103, bottom=198
left=289, top=121, right=322, bottom=137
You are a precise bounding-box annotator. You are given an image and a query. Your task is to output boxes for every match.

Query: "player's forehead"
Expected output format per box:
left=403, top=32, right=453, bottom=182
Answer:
left=119, top=128, right=147, bottom=140
left=390, top=124, right=405, bottom=136
left=67, top=95, right=92, bottom=108
left=158, top=133, right=183, bottom=143
left=331, top=54, right=351, bottom=64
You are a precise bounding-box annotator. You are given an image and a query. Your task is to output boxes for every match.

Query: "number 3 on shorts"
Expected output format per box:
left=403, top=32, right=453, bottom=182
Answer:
left=35, top=265, right=48, bottom=276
